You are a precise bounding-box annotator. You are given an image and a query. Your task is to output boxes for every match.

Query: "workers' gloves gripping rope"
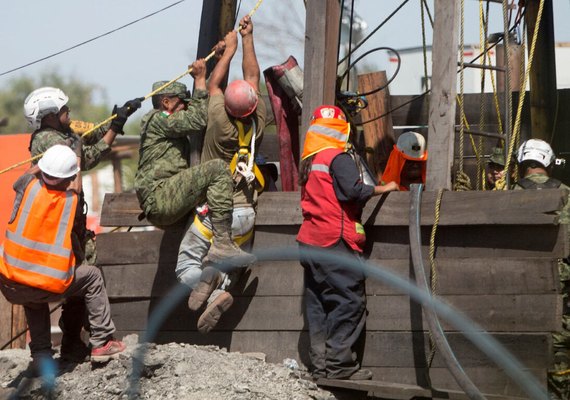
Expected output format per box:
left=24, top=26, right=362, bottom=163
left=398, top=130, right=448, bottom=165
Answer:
left=110, top=97, right=144, bottom=134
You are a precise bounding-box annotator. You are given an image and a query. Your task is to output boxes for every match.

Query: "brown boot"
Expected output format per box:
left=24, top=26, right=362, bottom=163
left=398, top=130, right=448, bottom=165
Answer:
left=188, top=266, right=223, bottom=311
left=197, top=291, right=234, bottom=334
left=208, top=216, right=256, bottom=265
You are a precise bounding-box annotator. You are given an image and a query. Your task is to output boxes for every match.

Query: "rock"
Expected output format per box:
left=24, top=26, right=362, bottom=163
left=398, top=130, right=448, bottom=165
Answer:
left=0, top=336, right=335, bottom=399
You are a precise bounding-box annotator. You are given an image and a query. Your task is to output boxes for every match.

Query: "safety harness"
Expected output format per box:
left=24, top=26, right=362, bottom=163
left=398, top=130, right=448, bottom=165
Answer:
left=229, top=119, right=265, bottom=191
left=192, top=118, right=264, bottom=245
left=191, top=205, right=253, bottom=246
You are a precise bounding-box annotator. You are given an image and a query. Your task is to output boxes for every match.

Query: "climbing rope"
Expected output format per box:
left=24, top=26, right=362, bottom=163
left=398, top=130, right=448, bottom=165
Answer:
left=0, top=0, right=264, bottom=177
left=495, top=0, right=545, bottom=190
left=453, top=0, right=473, bottom=192
left=477, top=1, right=490, bottom=191
left=427, top=188, right=445, bottom=367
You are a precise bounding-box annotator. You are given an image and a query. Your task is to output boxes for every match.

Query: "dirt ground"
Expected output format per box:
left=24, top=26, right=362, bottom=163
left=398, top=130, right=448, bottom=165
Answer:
left=0, top=334, right=335, bottom=399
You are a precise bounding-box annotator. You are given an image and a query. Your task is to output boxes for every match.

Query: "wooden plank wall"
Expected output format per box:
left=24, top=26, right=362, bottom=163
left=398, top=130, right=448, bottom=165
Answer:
left=97, top=190, right=567, bottom=397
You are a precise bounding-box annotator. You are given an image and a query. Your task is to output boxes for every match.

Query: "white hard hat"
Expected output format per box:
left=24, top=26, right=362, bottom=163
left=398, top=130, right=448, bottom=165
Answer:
left=24, top=87, right=69, bottom=130
left=397, top=131, right=426, bottom=159
left=517, top=139, right=555, bottom=168
left=38, top=145, right=79, bottom=182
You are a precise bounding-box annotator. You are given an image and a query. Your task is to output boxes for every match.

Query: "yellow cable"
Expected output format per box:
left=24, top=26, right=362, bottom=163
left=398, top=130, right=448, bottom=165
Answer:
left=0, top=0, right=265, bottom=176
left=427, top=188, right=445, bottom=367
left=497, top=0, right=545, bottom=190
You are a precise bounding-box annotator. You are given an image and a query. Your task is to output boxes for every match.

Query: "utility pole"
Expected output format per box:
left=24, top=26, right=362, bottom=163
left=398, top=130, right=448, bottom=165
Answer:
left=526, top=0, right=557, bottom=143
left=426, top=0, right=461, bottom=190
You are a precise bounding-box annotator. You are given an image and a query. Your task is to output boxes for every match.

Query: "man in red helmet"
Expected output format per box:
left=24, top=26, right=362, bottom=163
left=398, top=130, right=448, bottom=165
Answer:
left=175, top=15, right=266, bottom=334
left=298, top=105, right=398, bottom=381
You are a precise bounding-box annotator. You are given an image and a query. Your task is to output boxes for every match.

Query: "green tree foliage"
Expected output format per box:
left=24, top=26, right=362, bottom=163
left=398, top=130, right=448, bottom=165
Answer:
left=0, top=69, right=140, bottom=135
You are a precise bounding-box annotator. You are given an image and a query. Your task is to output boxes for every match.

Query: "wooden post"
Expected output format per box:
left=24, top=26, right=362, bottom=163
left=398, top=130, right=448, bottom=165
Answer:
left=192, top=0, right=237, bottom=166
left=11, top=305, right=27, bottom=349
left=426, top=0, right=460, bottom=190
left=357, top=71, right=396, bottom=181
left=0, top=296, right=11, bottom=349
left=112, top=157, right=123, bottom=194
left=526, top=0, right=557, bottom=143
left=301, top=0, right=341, bottom=145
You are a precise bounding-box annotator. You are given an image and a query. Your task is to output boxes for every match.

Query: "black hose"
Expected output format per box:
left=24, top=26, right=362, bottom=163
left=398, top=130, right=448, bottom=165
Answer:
left=408, top=184, right=486, bottom=400
left=338, top=47, right=401, bottom=98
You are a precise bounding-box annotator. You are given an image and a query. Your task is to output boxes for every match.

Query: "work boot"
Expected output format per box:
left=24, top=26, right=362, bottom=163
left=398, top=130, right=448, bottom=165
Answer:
left=60, top=336, right=90, bottom=363
left=197, top=291, right=234, bottom=334
left=208, top=216, right=256, bottom=266
left=188, top=266, right=223, bottom=311
left=91, top=339, right=126, bottom=363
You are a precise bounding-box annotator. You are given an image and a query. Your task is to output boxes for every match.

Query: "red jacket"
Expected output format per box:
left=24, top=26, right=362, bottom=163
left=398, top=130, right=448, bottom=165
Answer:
left=297, top=148, right=366, bottom=252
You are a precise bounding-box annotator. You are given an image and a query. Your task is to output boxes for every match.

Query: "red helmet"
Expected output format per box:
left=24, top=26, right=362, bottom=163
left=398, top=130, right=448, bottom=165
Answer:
left=311, top=105, right=346, bottom=121
left=224, top=80, right=258, bottom=118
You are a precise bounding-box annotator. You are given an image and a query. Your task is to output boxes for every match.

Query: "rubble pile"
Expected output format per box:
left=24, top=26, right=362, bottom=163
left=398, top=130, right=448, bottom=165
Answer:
left=0, top=335, right=335, bottom=399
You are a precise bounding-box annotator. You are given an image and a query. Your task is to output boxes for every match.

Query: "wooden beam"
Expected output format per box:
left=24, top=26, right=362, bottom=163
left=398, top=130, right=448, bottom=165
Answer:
left=99, top=189, right=567, bottom=228
left=426, top=0, right=461, bottom=190
left=111, top=157, right=122, bottom=193
left=193, top=0, right=237, bottom=166
left=0, top=295, right=11, bottom=349
left=357, top=71, right=396, bottom=180
left=301, top=0, right=340, bottom=143
left=11, top=305, right=26, bottom=349
left=526, top=0, right=557, bottom=143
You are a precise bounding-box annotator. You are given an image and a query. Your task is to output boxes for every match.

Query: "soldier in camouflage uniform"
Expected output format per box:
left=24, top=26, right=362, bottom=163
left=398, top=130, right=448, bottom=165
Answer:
left=23, top=86, right=142, bottom=363
left=514, top=139, right=570, bottom=399
left=134, top=59, right=254, bottom=270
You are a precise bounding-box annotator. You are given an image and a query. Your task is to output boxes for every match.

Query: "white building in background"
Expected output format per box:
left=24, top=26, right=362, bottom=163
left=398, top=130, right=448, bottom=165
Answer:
left=386, top=43, right=570, bottom=95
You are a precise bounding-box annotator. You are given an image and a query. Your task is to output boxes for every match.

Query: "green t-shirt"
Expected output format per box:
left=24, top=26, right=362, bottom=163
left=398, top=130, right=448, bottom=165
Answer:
left=201, top=93, right=266, bottom=208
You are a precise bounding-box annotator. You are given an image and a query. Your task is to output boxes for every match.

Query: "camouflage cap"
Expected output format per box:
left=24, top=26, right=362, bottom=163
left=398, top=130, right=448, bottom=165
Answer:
left=151, top=81, right=191, bottom=101
left=488, top=147, right=505, bottom=166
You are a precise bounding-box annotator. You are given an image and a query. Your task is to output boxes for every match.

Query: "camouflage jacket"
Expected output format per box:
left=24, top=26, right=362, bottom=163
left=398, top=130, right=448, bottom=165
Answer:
left=29, top=126, right=110, bottom=171
left=514, top=173, right=570, bottom=222
left=134, top=89, right=209, bottom=206
left=515, top=173, right=570, bottom=280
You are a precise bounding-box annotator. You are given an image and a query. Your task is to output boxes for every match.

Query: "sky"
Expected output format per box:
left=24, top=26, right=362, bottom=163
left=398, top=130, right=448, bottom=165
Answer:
left=2, top=0, right=570, bottom=116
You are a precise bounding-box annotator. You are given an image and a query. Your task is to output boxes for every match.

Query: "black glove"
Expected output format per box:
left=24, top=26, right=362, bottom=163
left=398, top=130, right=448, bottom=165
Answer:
left=110, top=97, right=144, bottom=134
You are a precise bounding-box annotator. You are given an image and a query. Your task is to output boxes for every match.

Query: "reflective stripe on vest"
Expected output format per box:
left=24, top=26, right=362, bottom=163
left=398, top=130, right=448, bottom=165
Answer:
left=310, top=164, right=329, bottom=174
left=0, top=179, right=77, bottom=293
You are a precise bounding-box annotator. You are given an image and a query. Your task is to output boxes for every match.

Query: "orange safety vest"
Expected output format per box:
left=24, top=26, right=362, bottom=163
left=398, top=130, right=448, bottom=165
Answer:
left=0, top=178, right=78, bottom=294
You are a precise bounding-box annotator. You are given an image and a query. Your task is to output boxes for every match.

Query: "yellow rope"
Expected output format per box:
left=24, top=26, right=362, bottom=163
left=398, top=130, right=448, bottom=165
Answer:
left=496, top=0, right=545, bottom=190
left=427, top=188, right=445, bottom=367
left=477, top=1, right=489, bottom=191
left=0, top=0, right=265, bottom=176
left=553, top=369, right=570, bottom=376
left=458, top=0, right=466, bottom=174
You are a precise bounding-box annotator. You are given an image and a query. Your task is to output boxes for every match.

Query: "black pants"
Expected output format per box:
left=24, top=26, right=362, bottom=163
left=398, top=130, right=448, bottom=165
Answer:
left=299, top=240, right=366, bottom=379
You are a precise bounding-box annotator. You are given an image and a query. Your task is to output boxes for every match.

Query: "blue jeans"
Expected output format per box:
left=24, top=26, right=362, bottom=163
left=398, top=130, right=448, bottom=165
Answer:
left=176, top=206, right=255, bottom=300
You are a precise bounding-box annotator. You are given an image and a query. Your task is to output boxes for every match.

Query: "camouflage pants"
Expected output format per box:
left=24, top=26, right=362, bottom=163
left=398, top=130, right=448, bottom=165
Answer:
left=144, top=160, right=234, bottom=226
left=549, top=261, right=570, bottom=399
